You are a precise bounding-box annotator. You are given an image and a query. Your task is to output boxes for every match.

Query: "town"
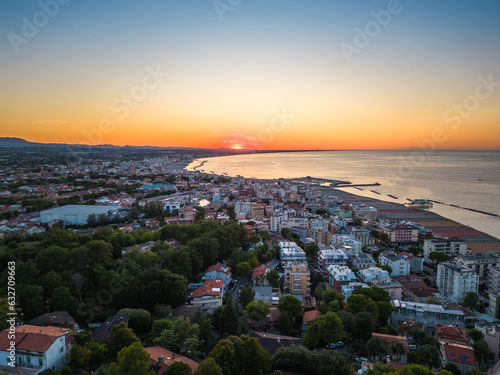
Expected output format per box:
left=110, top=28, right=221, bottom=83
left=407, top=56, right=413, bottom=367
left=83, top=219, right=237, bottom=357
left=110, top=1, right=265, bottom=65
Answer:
left=0, top=149, right=499, bottom=375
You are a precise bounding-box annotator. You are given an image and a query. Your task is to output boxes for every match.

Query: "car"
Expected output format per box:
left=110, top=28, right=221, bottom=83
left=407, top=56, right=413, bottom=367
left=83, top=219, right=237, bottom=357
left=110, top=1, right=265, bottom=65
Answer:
left=409, top=344, right=417, bottom=351
left=328, top=343, right=337, bottom=348
left=336, top=341, right=344, bottom=347
left=356, top=350, right=368, bottom=356
left=355, top=357, right=368, bottom=363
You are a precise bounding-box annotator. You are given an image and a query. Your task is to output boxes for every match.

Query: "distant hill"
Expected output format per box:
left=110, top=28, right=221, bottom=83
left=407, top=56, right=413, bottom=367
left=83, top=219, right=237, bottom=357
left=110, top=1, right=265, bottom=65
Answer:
left=0, top=137, right=45, bottom=147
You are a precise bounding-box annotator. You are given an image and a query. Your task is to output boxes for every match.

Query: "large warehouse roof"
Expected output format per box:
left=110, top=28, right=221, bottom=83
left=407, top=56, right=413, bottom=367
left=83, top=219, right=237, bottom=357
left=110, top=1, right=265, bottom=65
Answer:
left=41, top=205, right=121, bottom=215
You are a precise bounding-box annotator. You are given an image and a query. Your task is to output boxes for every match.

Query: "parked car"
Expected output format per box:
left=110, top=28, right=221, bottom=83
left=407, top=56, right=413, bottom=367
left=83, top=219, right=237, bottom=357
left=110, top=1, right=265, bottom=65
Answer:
left=356, top=350, right=368, bottom=356
left=355, top=357, right=368, bottom=363
left=336, top=341, right=344, bottom=347
left=409, top=344, right=417, bottom=351
left=328, top=343, right=337, bottom=349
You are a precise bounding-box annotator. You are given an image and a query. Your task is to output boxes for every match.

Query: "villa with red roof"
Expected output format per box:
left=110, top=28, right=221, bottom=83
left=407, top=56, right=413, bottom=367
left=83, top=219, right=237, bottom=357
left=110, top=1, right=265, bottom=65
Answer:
left=435, top=324, right=469, bottom=345
left=0, top=325, right=72, bottom=374
left=202, top=263, right=232, bottom=287
left=145, top=347, right=199, bottom=374
left=440, top=342, right=476, bottom=375
left=191, top=279, right=224, bottom=313
left=252, top=265, right=271, bottom=286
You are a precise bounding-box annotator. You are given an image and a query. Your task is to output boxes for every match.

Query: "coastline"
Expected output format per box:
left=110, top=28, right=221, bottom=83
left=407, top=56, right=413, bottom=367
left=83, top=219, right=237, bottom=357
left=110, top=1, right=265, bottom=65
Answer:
left=184, top=157, right=500, bottom=252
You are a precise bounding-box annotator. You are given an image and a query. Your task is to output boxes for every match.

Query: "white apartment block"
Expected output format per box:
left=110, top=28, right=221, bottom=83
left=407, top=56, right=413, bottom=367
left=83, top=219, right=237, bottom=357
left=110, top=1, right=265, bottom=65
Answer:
left=317, top=245, right=348, bottom=272
left=331, top=234, right=363, bottom=253
left=358, top=266, right=391, bottom=283
left=423, top=238, right=467, bottom=260
left=391, top=300, right=465, bottom=330
left=379, top=251, right=410, bottom=277
left=279, top=241, right=307, bottom=267
left=455, top=254, right=498, bottom=284
left=309, top=218, right=329, bottom=231
left=437, top=262, right=479, bottom=304
left=270, top=213, right=288, bottom=232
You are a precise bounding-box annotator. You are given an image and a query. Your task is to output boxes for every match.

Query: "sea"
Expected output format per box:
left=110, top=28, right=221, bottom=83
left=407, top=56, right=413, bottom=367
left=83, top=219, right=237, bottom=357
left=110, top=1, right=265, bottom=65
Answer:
left=187, top=150, right=500, bottom=239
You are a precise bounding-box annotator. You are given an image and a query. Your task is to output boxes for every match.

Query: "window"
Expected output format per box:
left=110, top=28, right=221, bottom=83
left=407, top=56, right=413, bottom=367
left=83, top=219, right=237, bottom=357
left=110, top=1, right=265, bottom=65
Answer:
left=39, top=358, right=43, bottom=366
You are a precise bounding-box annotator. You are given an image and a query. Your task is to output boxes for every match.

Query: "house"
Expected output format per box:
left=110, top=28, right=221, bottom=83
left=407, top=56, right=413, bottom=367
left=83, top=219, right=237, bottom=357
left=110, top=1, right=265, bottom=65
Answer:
left=202, top=263, right=232, bottom=287
left=357, top=267, right=390, bottom=283
left=30, top=311, right=78, bottom=331
left=145, top=346, right=199, bottom=374
left=303, top=310, right=320, bottom=335
left=249, top=331, right=304, bottom=355
left=371, top=333, right=409, bottom=363
left=91, top=315, right=130, bottom=343
left=370, top=278, right=403, bottom=301
left=379, top=251, right=410, bottom=277
left=252, top=265, right=271, bottom=286
left=399, top=252, right=424, bottom=274
left=0, top=325, right=72, bottom=374
left=191, top=279, right=224, bottom=313
left=435, top=325, right=468, bottom=345
left=439, top=342, right=476, bottom=375
left=349, top=253, right=376, bottom=270
left=327, top=265, right=357, bottom=291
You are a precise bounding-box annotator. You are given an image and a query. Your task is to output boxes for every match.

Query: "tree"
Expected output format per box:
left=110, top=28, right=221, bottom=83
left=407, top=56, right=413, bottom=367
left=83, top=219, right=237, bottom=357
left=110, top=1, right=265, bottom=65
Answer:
left=278, top=311, right=293, bottom=336
left=247, top=299, right=270, bottom=322
left=467, top=328, right=484, bottom=342
left=336, top=310, right=356, bottom=333
left=472, top=339, right=490, bottom=365
left=322, top=289, right=345, bottom=307
left=417, top=344, right=441, bottom=370
left=236, top=262, right=252, bottom=278
left=266, top=269, right=280, bottom=287
left=443, top=363, right=461, bottom=375
left=219, top=295, right=237, bottom=335
left=118, top=308, right=152, bottom=332
left=376, top=301, right=394, bottom=326
left=109, top=342, right=155, bottom=375
left=304, top=312, right=346, bottom=350
left=194, top=358, right=223, bottom=375
left=355, top=312, right=375, bottom=340
left=154, top=317, right=199, bottom=355
left=18, top=284, right=44, bottom=319
left=278, top=296, right=302, bottom=318
left=428, top=252, right=450, bottom=263
left=106, top=322, right=140, bottom=362
left=364, top=361, right=396, bottom=375
left=238, top=286, right=255, bottom=308
left=164, top=361, right=192, bottom=375
left=304, top=243, right=320, bottom=261
left=463, top=292, right=479, bottom=311
left=209, top=335, right=271, bottom=375
left=346, top=294, right=379, bottom=321
left=50, top=286, right=79, bottom=316
left=366, top=337, right=391, bottom=360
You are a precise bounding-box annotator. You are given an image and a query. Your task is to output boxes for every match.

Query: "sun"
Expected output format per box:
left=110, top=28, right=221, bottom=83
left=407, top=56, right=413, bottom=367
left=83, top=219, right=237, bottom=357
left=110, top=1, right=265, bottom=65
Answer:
left=231, top=144, right=243, bottom=150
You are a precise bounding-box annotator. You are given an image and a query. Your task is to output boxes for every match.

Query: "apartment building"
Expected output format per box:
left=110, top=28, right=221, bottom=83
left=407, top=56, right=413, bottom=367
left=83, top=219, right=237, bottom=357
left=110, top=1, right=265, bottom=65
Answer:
left=384, top=224, right=418, bottom=244
left=283, top=260, right=311, bottom=295
left=455, top=254, right=498, bottom=284
left=437, top=262, right=479, bottom=304
left=310, top=228, right=332, bottom=245
left=326, top=265, right=357, bottom=291
left=358, top=267, right=391, bottom=283
left=317, top=246, right=348, bottom=272
left=423, top=238, right=467, bottom=260
left=349, top=253, right=377, bottom=270
left=379, top=251, right=410, bottom=277
left=391, top=300, right=466, bottom=330
left=279, top=241, right=307, bottom=267
left=191, top=279, right=224, bottom=313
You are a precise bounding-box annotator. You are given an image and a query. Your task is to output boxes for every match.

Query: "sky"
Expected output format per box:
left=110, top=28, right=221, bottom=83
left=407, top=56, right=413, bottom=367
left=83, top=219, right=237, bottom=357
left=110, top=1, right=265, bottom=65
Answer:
left=1, top=0, right=499, bottom=150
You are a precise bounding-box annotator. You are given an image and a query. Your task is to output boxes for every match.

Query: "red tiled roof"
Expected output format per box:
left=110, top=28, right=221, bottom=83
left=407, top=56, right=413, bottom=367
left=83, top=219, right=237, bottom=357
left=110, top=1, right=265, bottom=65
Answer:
left=435, top=325, right=468, bottom=344
left=0, top=328, right=64, bottom=353
left=145, top=346, right=199, bottom=373
left=442, top=342, right=475, bottom=366
left=192, top=279, right=224, bottom=298
left=205, top=263, right=231, bottom=274
left=304, top=310, right=321, bottom=323
left=372, top=333, right=409, bottom=352
left=252, top=265, right=270, bottom=277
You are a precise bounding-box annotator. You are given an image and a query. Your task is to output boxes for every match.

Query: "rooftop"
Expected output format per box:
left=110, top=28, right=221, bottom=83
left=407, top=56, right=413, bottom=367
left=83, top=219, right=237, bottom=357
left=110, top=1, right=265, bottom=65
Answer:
left=41, top=204, right=121, bottom=215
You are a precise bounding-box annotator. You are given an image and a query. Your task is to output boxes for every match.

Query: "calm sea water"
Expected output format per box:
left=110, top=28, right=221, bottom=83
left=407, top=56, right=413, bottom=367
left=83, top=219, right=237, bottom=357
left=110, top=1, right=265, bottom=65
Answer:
left=188, top=151, right=500, bottom=239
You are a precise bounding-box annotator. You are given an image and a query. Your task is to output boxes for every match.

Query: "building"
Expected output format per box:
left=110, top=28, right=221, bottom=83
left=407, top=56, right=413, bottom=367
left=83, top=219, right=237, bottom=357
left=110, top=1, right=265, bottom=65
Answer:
left=0, top=325, right=71, bottom=374
left=191, top=279, right=224, bottom=313
left=437, top=262, right=479, bottom=304
left=145, top=347, right=199, bottom=374
left=350, top=228, right=376, bottom=247
left=279, top=241, right=306, bottom=267
left=252, top=265, right=271, bottom=286
left=251, top=204, right=266, bottom=220
left=91, top=315, right=130, bottom=343
left=202, top=263, right=232, bottom=287
left=183, top=206, right=195, bottom=221
left=235, top=201, right=252, bottom=216
left=435, top=324, right=469, bottom=345
left=331, top=234, right=363, bottom=253
left=455, top=254, right=499, bottom=285
left=317, top=246, right=348, bottom=272
left=342, top=282, right=370, bottom=298
left=355, top=206, right=378, bottom=220
left=40, top=205, right=122, bottom=226
left=30, top=311, right=78, bottom=331
left=309, top=218, right=329, bottom=231
left=488, top=266, right=500, bottom=294
left=399, top=252, right=424, bottom=274
left=477, top=324, right=500, bottom=362
left=371, top=278, right=403, bottom=301
left=326, top=265, right=357, bottom=291
left=358, top=266, right=390, bottom=283
left=384, top=224, right=419, bottom=244
left=423, top=238, right=467, bottom=260
left=379, top=251, right=410, bottom=277
left=349, top=253, right=377, bottom=270
left=310, top=228, right=332, bottom=245
left=439, top=342, right=476, bottom=375
left=270, top=213, right=288, bottom=232
left=391, top=300, right=466, bottom=330
left=283, top=260, right=310, bottom=295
